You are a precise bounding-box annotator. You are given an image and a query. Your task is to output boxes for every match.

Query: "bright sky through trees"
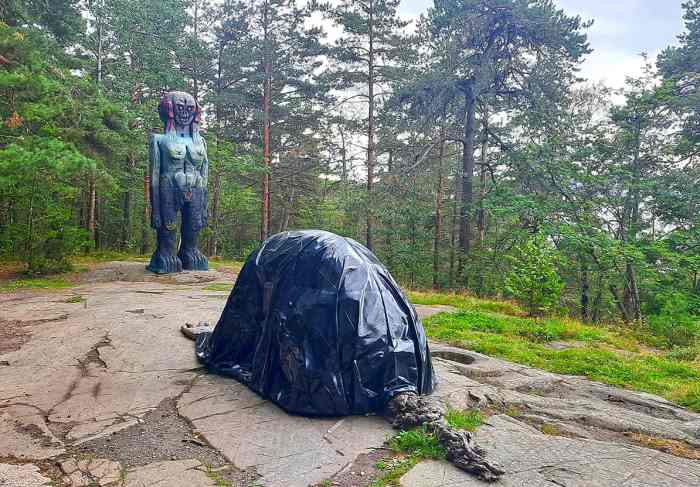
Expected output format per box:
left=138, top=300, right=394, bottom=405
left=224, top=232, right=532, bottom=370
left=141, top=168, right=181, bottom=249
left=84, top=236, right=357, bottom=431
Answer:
left=398, top=0, right=685, bottom=87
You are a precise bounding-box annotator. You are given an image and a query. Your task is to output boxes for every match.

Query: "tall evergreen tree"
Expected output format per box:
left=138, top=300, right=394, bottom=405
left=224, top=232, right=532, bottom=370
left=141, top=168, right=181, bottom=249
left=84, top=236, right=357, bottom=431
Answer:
left=426, top=0, right=590, bottom=279
left=320, top=0, right=411, bottom=250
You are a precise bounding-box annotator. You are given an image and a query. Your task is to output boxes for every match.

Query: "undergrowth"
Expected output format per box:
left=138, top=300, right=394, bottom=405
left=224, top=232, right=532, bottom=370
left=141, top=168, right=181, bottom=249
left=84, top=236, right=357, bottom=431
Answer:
left=410, top=291, right=700, bottom=412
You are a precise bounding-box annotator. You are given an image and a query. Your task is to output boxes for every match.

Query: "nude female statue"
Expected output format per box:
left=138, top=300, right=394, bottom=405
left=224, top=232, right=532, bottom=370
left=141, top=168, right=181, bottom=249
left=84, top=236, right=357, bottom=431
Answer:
left=147, top=91, right=209, bottom=274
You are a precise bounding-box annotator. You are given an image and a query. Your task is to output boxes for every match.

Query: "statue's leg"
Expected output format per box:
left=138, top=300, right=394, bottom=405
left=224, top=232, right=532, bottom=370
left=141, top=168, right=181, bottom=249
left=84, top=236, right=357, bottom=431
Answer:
left=147, top=226, right=183, bottom=274
left=179, top=202, right=208, bottom=271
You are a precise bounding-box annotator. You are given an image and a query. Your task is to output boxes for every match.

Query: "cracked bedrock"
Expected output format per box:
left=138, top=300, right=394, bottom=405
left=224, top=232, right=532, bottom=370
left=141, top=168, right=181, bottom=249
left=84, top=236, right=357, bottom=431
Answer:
left=0, top=276, right=699, bottom=487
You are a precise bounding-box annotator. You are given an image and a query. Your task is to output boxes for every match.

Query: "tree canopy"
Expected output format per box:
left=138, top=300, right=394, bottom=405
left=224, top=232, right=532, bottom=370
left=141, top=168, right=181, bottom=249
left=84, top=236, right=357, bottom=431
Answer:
left=1, top=0, right=699, bottom=344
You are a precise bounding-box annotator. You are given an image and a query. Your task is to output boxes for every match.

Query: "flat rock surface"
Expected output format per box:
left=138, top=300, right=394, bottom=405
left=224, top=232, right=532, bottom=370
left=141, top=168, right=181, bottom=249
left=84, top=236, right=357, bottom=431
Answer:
left=401, top=415, right=700, bottom=486
left=123, top=459, right=214, bottom=487
left=1, top=261, right=699, bottom=486
left=0, top=463, right=52, bottom=486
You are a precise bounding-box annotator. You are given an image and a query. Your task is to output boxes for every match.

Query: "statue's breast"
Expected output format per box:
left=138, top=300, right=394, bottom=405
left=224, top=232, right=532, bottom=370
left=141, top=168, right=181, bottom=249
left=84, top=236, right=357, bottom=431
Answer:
left=163, top=139, right=187, bottom=161
left=188, top=143, right=206, bottom=164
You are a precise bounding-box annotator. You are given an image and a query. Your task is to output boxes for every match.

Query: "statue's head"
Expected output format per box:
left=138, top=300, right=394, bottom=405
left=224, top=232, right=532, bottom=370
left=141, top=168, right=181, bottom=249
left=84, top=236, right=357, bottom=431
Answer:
left=158, top=91, right=202, bottom=135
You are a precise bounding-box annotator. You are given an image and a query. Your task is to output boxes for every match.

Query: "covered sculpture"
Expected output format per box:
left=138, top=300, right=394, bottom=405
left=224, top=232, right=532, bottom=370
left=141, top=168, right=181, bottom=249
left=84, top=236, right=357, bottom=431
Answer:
left=188, top=230, right=503, bottom=481
left=195, top=230, right=435, bottom=416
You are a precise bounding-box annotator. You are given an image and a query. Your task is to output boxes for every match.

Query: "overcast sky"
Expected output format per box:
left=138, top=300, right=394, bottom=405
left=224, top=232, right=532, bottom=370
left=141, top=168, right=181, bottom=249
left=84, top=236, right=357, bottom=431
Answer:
left=397, top=0, right=686, bottom=88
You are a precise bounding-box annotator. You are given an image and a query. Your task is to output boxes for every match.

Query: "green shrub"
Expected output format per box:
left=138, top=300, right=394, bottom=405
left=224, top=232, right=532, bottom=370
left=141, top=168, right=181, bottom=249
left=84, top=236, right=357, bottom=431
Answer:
left=647, top=294, right=700, bottom=347
left=504, top=235, right=564, bottom=316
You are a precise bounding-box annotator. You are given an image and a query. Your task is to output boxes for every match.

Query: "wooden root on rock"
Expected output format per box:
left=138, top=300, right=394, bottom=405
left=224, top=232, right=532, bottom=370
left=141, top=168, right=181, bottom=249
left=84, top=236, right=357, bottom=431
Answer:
left=386, top=392, right=504, bottom=482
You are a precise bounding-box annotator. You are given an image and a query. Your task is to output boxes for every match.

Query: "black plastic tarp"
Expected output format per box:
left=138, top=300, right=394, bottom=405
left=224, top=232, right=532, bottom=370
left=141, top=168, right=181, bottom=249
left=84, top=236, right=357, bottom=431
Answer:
left=195, top=230, right=436, bottom=416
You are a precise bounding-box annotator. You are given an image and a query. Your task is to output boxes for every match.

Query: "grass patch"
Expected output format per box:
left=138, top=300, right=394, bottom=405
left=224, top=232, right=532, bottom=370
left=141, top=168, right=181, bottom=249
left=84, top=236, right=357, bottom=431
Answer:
left=387, top=426, right=445, bottom=459
left=416, top=292, right=700, bottom=412
left=370, top=456, right=419, bottom=487
left=505, top=405, right=522, bottom=418
left=64, top=295, right=84, bottom=303
left=72, top=251, right=150, bottom=265
left=409, top=290, right=524, bottom=317
left=540, top=423, right=563, bottom=436
left=204, top=283, right=234, bottom=292
left=207, top=257, right=243, bottom=274
left=445, top=409, right=483, bottom=431
left=370, top=427, right=446, bottom=487
left=423, top=308, right=637, bottom=351
left=203, top=464, right=233, bottom=487
left=626, top=432, right=700, bottom=460
left=0, top=276, right=74, bottom=292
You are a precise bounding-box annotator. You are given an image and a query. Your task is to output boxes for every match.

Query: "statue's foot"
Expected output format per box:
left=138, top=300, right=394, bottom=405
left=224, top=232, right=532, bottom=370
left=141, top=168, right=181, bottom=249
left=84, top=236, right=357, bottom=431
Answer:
left=179, top=247, right=208, bottom=271
left=147, top=251, right=183, bottom=274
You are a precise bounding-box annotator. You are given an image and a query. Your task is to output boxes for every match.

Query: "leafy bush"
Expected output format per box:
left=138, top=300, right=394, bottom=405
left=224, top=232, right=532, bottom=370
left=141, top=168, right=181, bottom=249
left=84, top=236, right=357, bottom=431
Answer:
left=504, top=236, right=564, bottom=316
left=664, top=345, right=699, bottom=362
left=647, top=293, right=700, bottom=348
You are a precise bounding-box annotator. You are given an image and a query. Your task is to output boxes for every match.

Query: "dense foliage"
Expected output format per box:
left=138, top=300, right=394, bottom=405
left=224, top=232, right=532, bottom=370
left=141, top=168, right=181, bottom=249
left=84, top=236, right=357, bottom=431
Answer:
left=0, top=0, right=698, bottom=346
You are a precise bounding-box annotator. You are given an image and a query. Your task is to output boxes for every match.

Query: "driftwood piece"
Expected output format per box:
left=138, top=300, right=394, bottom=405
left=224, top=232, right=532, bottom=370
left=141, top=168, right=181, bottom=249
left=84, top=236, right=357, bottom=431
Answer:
left=386, top=393, right=504, bottom=482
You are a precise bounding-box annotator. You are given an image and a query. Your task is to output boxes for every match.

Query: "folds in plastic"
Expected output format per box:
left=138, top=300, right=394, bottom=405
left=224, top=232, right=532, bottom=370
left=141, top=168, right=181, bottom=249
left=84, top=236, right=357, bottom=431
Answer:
left=196, top=230, right=435, bottom=415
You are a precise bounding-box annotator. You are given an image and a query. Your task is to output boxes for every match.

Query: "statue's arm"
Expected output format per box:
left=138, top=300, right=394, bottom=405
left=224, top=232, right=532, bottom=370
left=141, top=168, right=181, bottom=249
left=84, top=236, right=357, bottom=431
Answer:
left=149, top=134, right=162, bottom=229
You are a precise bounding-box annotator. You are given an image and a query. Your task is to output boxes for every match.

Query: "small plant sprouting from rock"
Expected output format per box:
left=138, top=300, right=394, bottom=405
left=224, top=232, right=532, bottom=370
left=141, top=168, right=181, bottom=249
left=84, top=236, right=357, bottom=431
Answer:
left=204, top=464, right=233, bottom=487
left=540, top=423, right=562, bottom=436
left=370, top=456, right=419, bottom=487
left=388, top=426, right=446, bottom=459
left=446, top=409, right=483, bottom=431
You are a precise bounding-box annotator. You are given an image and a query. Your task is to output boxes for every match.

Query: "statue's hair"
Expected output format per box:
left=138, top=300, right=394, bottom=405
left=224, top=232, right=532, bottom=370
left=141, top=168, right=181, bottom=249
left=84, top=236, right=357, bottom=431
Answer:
left=158, top=91, right=203, bottom=142
left=193, top=103, right=203, bottom=144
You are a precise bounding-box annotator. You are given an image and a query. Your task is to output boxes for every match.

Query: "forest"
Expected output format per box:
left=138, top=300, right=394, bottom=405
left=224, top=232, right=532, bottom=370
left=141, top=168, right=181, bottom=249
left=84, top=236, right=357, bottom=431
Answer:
left=0, top=0, right=699, bottom=346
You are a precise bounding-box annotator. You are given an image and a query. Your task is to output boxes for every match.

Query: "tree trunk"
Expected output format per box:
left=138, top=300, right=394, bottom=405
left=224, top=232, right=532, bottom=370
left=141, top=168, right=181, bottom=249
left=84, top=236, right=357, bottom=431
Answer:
left=477, top=115, right=488, bottom=245
left=122, top=190, right=131, bottom=250
left=208, top=41, right=226, bottom=257
left=88, top=173, right=97, bottom=246
left=621, top=117, right=642, bottom=321
left=591, top=274, right=603, bottom=323
left=192, top=0, right=200, bottom=99
left=260, top=0, right=272, bottom=241
left=432, top=124, right=446, bottom=290
left=610, top=283, right=632, bottom=323
left=457, top=84, right=476, bottom=284
left=339, top=127, right=348, bottom=184
left=122, top=155, right=135, bottom=250
left=580, top=261, right=590, bottom=321
left=208, top=169, right=221, bottom=256
left=96, top=20, right=103, bottom=88
left=141, top=171, right=150, bottom=255
left=279, top=165, right=296, bottom=233
left=365, top=0, right=376, bottom=251
left=625, top=262, right=642, bottom=321
left=448, top=167, right=460, bottom=289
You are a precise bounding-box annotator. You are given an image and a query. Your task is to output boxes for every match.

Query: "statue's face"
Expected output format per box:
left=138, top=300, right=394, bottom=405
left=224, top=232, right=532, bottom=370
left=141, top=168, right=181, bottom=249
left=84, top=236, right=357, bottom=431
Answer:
left=172, top=92, right=197, bottom=128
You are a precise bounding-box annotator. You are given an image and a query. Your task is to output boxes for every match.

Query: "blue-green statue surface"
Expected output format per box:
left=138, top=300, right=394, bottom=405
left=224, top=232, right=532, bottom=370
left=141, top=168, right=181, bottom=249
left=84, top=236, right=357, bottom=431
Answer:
left=147, top=91, right=209, bottom=274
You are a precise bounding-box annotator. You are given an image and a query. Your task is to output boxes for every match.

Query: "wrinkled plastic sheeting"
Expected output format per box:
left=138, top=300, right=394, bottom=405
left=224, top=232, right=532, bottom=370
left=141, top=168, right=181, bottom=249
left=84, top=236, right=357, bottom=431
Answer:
left=196, top=230, right=436, bottom=416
